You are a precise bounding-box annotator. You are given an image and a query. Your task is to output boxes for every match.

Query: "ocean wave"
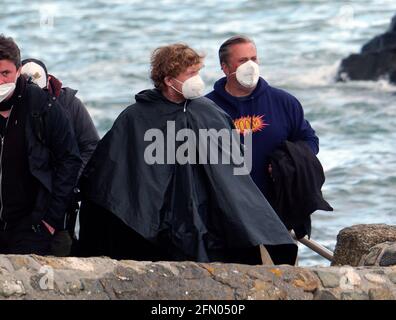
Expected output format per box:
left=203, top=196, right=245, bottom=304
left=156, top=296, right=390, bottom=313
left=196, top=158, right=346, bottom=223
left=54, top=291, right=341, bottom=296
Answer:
left=269, top=60, right=396, bottom=93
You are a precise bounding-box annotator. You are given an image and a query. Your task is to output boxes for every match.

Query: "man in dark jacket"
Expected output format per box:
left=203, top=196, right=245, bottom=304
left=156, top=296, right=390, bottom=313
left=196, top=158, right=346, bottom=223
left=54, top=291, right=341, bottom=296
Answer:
left=207, top=35, right=319, bottom=199
left=0, top=34, right=81, bottom=255
left=21, top=58, right=100, bottom=255
left=21, top=58, right=99, bottom=178
left=78, top=43, right=297, bottom=265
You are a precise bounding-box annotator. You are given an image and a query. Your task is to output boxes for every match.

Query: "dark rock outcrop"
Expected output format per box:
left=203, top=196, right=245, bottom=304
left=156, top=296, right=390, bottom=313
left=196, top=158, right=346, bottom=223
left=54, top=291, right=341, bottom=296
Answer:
left=337, top=13, right=396, bottom=83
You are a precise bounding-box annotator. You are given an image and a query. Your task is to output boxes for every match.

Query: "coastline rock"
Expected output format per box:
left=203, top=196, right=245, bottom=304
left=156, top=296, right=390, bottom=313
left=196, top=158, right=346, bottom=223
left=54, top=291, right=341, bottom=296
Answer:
left=337, top=13, right=396, bottom=83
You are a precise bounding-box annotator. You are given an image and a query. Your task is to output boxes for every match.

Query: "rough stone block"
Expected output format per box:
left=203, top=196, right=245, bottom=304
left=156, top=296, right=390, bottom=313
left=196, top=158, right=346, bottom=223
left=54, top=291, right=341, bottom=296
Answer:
left=340, top=291, right=369, bottom=300
left=379, top=244, right=396, bottom=266
left=368, top=288, right=395, bottom=300
left=332, top=224, right=396, bottom=266
left=315, top=271, right=341, bottom=288
left=313, top=290, right=338, bottom=300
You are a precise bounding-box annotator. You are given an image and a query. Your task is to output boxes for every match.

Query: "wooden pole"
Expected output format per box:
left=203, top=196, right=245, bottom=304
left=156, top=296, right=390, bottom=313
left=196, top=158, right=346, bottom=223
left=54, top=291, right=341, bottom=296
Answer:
left=290, top=231, right=334, bottom=262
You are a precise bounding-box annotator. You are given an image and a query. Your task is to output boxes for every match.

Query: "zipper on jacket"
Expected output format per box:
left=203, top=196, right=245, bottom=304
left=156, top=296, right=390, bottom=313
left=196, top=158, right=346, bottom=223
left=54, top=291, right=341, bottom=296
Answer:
left=183, top=100, right=187, bottom=112
left=0, top=106, right=14, bottom=224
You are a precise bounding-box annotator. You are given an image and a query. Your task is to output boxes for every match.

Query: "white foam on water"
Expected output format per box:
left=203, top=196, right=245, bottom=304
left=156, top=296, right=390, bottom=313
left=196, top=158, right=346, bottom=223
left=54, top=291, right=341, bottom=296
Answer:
left=269, top=61, right=396, bottom=94
left=294, top=62, right=340, bottom=87
left=337, top=78, right=396, bottom=93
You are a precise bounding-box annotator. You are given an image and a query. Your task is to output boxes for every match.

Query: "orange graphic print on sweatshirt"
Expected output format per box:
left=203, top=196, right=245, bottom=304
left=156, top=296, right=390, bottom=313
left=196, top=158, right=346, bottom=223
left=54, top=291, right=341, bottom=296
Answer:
left=234, top=115, right=269, bottom=135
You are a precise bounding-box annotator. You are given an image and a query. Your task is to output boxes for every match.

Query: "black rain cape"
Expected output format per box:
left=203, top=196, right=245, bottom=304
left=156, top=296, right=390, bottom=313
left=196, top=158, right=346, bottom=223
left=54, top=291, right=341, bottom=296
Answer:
left=79, top=89, right=297, bottom=264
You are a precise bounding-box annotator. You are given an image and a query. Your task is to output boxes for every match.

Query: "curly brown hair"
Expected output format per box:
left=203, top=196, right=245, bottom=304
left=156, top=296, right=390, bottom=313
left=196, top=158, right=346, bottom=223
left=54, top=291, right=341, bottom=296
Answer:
left=150, top=43, right=204, bottom=90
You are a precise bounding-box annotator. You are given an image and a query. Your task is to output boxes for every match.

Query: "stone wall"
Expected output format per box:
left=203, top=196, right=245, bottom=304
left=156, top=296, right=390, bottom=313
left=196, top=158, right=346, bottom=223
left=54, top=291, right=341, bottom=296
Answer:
left=2, top=224, right=396, bottom=300
left=1, top=254, right=396, bottom=300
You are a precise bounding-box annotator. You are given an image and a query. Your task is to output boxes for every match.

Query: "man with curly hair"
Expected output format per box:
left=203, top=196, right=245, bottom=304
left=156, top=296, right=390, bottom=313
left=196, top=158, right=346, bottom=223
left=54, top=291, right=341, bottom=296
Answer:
left=78, top=43, right=297, bottom=265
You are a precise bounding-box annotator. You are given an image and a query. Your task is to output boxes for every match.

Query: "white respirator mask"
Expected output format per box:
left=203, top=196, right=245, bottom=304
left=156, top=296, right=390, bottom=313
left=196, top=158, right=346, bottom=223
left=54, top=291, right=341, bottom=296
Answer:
left=232, top=60, right=260, bottom=88
left=0, top=82, right=16, bottom=104
left=171, top=74, right=205, bottom=99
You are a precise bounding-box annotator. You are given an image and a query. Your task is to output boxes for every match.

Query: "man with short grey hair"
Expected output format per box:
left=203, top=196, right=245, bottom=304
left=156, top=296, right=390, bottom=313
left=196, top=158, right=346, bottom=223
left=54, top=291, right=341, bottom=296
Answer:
left=207, top=35, right=319, bottom=238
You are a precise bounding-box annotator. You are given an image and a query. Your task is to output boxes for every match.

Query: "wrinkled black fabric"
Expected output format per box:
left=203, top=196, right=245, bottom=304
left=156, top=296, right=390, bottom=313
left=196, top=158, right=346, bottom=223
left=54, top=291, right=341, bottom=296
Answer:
left=267, top=140, right=333, bottom=239
left=57, top=87, right=99, bottom=178
left=1, top=81, right=39, bottom=223
left=79, top=89, right=297, bottom=264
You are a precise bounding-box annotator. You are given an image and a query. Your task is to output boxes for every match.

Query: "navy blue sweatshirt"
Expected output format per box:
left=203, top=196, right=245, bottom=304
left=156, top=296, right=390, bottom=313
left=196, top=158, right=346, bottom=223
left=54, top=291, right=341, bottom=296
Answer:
left=206, top=77, right=319, bottom=197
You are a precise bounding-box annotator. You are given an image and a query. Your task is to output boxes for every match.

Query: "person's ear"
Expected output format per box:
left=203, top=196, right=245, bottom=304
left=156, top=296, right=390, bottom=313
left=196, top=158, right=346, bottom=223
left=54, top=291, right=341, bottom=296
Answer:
left=164, top=76, right=173, bottom=87
left=221, top=62, right=230, bottom=76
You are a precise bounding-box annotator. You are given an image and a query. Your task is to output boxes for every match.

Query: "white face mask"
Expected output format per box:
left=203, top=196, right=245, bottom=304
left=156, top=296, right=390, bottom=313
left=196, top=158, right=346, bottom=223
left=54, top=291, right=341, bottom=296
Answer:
left=172, top=74, right=205, bottom=99
left=0, top=82, right=16, bottom=104
left=233, top=60, right=260, bottom=88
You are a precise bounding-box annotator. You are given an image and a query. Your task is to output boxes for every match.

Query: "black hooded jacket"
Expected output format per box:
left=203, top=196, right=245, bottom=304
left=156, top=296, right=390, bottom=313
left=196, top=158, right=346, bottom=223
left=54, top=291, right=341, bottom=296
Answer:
left=267, top=140, right=333, bottom=239
left=79, top=89, right=297, bottom=264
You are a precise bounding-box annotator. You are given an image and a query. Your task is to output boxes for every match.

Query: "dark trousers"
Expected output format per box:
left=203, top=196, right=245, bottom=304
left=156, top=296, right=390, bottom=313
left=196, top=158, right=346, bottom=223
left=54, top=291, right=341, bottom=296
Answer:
left=0, top=220, right=52, bottom=255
